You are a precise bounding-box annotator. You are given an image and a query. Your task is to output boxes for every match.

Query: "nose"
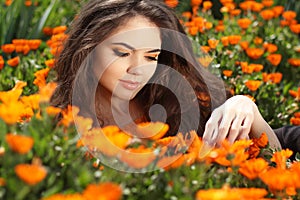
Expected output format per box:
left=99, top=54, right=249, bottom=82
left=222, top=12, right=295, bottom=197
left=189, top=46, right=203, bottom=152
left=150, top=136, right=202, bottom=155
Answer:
left=126, top=53, right=145, bottom=75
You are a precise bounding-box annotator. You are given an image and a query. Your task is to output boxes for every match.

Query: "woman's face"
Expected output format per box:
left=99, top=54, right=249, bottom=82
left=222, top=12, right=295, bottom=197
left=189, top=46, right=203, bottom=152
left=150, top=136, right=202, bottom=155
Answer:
left=94, top=15, right=162, bottom=100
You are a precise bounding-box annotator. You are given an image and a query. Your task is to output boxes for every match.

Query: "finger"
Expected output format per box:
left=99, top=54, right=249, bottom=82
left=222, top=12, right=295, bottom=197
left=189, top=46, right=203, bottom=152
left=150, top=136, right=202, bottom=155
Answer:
left=216, top=113, right=235, bottom=146
left=203, top=114, right=221, bottom=145
left=237, top=116, right=253, bottom=140
left=227, top=114, right=246, bottom=144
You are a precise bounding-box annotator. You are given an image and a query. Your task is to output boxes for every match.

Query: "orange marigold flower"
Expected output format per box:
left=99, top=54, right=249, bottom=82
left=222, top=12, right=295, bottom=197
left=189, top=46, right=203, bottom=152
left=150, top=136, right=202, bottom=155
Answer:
left=239, top=158, right=269, bottom=180
left=245, top=80, right=262, bottom=91
left=221, top=36, right=229, bottom=46
left=7, top=56, right=20, bottom=67
left=45, top=59, right=55, bottom=68
left=6, top=134, right=34, bottom=154
left=237, top=18, right=251, bottom=29
left=263, top=72, right=282, bottom=84
left=1, top=44, right=15, bottom=54
left=289, top=87, right=300, bottom=100
left=203, top=1, right=212, bottom=11
left=0, top=178, right=5, bottom=186
left=228, top=35, right=241, bottom=45
left=291, top=117, right=300, bottom=125
left=136, top=122, right=169, bottom=140
left=267, top=54, right=282, bottom=66
left=282, top=10, right=297, bottom=21
left=290, top=24, right=300, bottom=34
left=43, top=27, right=53, bottom=36
left=263, top=43, right=278, bottom=53
left=5, top=0, right=12, bottom=6
left=260, top=9, right=274, bottom=20
left=27, top=39, right=42, bottom=50
left=196, top=185, right=267, bottom=200
left=262, top=0, right=273, bottom=7
left=191, top=0, right=202, bottom=7
left=251, top=2, right=264, bottom=12
left=52, top=26, right=67, bottom=35
left=0, top=101, right=25, bottom=124
left=46, top=106, right=62, bottom=116
left=12, top=39, right=27, bottom=46
left=254, top=37, right=263, bottom=45
left=0, top=56, right=4, bottom=70
left=246, top=47, right=264, bottom=59
left=164, top=0, right=178, bottom=8
left=15, top=164, right=47, bottom=185
left=38, top=82, right=57, bottom=103
left=215, top=24, right=225, bottom=32
left=83, top=182, right=122, bottom=200
left=198, top=56, right=213, bottom=67
left=288, top=58, right=300, bottom=67
left=204, top=21, right=213, bottom=30
left=223, top=70, right=233, bottom=77
left=230, top=9, right=241, bottom=17
left=33, top=68, right=50, bottom=88
left=200, top=46, right=210, bottom=53
left=272, top=5, right=284, bottom=17
left=24, top=0, right=32, bottom=6
left=207, top=39, right=219, bottom=49
left=182, top=11, right=192, bottom=19
left=239, top=41, right=249, bottom=50
left=59, top=105, right=79, bottom=127
left=271, top=149, right=293, bottom=170
left=120, top=146, right=156, bottom=169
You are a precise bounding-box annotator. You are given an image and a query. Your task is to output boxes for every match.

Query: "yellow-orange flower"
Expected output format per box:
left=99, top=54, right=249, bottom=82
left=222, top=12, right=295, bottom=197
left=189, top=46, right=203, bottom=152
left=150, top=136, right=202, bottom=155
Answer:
left=237, top=18, right=251, bottom=29
left=38, top=82, right=57, bottom=103
left=33, top=68, right=50, bottom=88
left=59, top=105, right=79, bottom=127
left=119, top=145, right=156, bottom=169
left=207, top=39, right=219, bottom=49
left=52, top=26, right=67, bottom=35
left=245, top=80, right=262, bottom=91
left=0, top=102, right=25, bottom=124
left=45, top=59, right=55, bottom=68
left=271, top=149, right=293, bottom=170
left=15, top=164, right=47, bottom=185
left=6, top=134, right=34, bottom=154
left=196, top=185, right=267, bottom=200
left=203, top=1, right=212, bottom=11
left=83, top=182, right=122, bottom=200
left=238, top=158, right=269, bottom=179
left=7, top=56, right=20, bottom=67
left=136, top=122, right=169, bottom=140
left=246, top=48, right=264, bottom=59
left=46, top=106, right=62, bottom=116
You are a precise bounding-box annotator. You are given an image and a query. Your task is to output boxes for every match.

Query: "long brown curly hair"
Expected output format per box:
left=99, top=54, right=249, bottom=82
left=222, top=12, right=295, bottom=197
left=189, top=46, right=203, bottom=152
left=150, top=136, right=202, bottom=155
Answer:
left=50, top=0, right=231, bottom=137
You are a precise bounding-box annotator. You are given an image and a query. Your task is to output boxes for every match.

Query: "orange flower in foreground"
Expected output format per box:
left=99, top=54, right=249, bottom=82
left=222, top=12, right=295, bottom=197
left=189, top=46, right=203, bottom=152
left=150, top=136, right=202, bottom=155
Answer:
left=0, top=101, right=25, bottom=124
left=136, top=122, right=169, bottom=140
left=260, top=9, right=274, bottom=20
left=1, top=44, right=15, bottom=54
left=238, top=158, right=269, bottom=180
left=196, top=185, right=267, bottom=200
left=15, top=164, right=47, bottom=185
left=237, top=18, right=251, bottom=29
left=6, top=134, right=34, bottom=154
left=59, top=105, right=79, bottom=127
left=7, top=56, right=20, bottom=67
left=83, top=182, right=122, bottom=200
left=120, top=145, right=156, bottom=169
left=245, top=80, right=262, bottom=91
left=246, top=48, right=264, bottom=59
left=272, top=5, right=284, bottom=17
left=271, top=149, right=293, bottom=170
left=267, top=54, right=282, bottom=66
left=164, top=0, right=178, bottom=8
left=46, top=106, right=62, bottom=116
left=38, top=82, right=57, bottom=103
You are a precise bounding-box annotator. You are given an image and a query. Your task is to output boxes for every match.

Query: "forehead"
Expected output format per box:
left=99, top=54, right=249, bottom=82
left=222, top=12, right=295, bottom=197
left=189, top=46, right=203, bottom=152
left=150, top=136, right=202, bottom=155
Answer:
left=103, top=15, right=162, bottom=49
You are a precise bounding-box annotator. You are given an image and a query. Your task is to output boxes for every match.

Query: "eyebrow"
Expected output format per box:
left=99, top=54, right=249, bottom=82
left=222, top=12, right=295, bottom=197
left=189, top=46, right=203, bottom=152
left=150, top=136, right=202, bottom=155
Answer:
left=112, top=42, right=161, bottom=53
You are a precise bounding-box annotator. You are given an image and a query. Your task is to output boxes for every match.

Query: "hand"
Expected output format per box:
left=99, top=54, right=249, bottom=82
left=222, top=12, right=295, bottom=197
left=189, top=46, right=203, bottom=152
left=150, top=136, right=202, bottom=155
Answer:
left=202, top=95, right=257, bottom=147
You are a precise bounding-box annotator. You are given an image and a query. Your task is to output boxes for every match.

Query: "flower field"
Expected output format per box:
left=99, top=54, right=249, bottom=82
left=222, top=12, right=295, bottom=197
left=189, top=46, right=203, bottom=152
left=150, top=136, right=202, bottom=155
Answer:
left=0, top=0, right=300, bottom=199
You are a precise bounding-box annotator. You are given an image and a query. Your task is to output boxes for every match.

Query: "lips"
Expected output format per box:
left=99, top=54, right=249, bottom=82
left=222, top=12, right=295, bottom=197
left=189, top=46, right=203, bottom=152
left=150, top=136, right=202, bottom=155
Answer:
left=119, top=79, right=141, bottom=90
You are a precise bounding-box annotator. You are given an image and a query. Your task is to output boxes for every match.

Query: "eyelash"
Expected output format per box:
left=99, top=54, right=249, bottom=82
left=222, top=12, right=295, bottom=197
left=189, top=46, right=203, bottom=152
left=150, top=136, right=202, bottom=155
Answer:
left=113, top=49, right=158, bottom=61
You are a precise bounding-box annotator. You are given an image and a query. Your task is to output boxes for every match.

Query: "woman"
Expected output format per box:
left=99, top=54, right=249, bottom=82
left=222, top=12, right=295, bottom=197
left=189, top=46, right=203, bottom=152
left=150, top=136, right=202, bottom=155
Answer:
left=50, top=0, right=282, bottom=149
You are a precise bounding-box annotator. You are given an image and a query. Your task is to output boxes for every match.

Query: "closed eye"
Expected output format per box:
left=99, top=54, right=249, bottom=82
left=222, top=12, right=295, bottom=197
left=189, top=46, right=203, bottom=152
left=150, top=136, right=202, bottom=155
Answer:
left=113, top=49, right=130, bottom=57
